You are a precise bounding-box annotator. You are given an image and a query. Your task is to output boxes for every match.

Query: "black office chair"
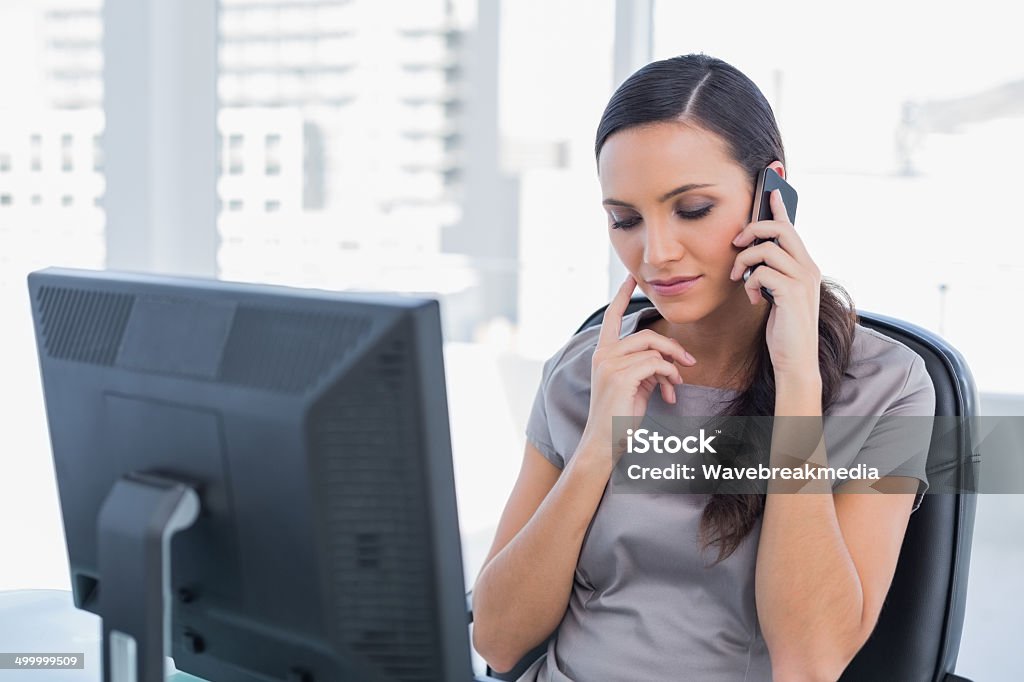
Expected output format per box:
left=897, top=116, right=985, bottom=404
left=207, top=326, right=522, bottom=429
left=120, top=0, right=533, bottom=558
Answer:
left=469, top=296, right=979, bottom=682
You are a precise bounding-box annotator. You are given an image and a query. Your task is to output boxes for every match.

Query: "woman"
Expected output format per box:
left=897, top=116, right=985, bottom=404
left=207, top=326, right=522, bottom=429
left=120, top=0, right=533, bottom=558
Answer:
left=471, top=54, right=933, bottom=682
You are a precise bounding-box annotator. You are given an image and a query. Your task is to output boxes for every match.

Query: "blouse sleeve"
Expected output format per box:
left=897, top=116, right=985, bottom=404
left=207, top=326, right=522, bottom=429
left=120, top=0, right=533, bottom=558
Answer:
left=853, top=354, right=936, bottom=513
left=524, top=346, right=572, bottom=470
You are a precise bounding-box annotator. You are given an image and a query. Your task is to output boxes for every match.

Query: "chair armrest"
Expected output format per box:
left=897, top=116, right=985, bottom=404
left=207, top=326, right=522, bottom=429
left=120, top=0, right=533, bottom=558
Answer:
left=944, top=674, right=973, bottom=682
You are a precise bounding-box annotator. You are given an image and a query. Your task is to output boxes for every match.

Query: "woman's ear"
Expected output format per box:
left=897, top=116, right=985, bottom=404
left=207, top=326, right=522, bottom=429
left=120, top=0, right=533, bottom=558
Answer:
left=767, top=160, right=786, bottom=180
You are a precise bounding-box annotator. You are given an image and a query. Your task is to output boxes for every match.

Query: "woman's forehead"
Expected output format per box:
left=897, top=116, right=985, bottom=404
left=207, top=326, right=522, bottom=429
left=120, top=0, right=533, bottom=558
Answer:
left=598, top=123, right=743, bottom=195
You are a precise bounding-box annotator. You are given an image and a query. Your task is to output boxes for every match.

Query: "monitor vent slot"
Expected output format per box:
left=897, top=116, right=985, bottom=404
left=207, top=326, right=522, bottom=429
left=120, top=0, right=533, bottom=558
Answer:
left=310, top=333, right=439, bottom=681
left=219, top=306, right=373, bottom=393
left=35, top=286, right=135, bottom=365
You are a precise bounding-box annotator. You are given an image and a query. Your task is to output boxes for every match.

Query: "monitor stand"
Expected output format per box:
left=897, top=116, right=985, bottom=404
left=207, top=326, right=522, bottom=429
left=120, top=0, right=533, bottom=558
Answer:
left=97, top=472, right=200, bottom=682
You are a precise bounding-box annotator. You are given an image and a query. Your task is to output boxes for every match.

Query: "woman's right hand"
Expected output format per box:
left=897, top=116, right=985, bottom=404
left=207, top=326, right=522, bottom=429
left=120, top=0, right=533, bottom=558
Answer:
left=578, top=273, right=698, bottom=465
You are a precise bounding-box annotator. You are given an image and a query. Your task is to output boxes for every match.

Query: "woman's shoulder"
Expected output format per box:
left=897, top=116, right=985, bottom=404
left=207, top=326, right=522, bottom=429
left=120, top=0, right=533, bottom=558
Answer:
left=831, top=322, right=935, bottom=416
left=846, top=322, right=928, bottom=381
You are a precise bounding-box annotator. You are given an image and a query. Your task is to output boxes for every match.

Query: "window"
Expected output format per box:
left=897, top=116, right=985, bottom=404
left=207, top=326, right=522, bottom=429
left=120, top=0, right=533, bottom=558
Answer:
left=0, top=0, right=106, bottom=597
left=31, top=134, right=42, bottom=171
left=61, top=133, right=73, bottom=172
left=264, top=133, right=281, bottom=175
left=92, top=134, right=102, bottom=172
left=228, top=133, right=244, bottom=174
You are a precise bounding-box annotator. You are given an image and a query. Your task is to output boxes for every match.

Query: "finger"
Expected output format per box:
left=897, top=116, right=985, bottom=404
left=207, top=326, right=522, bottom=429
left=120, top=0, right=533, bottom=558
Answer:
left=633, top=352, right=685, bottom=386
left=742, top=265, right=788, bottom=305
left=640, top=356, right=686, bottom=389
left=733, top=217, right=811, bottom=266
left=644, top=371, right=677, bottom=404
left=638, top=374, right=679, bottom=405
left=611, top=350, right=685, bottom=385
left=598, top=273, right=637, bottom=349
left=770, top=188, right=792, bottom=225
left=730, top=240, right=801, bottom=282
left=641, top=374, right=676, bottom=405
left=660, top=376, right=677, bottom=404
left=612, top=357, right=679, bottom=404
left=615, top=328, right=697, bottom=367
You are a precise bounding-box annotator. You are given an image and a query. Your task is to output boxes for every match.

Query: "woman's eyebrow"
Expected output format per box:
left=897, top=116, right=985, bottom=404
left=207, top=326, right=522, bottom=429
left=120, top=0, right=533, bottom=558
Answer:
left=602, top=182, right=716, bottom=207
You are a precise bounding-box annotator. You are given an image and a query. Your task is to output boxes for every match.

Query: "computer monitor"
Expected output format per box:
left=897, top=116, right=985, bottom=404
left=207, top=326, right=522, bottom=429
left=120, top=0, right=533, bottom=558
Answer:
left=27, top=267, right=476, bottom=682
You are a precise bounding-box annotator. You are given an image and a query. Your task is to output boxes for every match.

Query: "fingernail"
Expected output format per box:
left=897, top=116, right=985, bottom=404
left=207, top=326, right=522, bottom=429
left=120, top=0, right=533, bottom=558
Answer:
left=684, top=351, right=696, bottom=363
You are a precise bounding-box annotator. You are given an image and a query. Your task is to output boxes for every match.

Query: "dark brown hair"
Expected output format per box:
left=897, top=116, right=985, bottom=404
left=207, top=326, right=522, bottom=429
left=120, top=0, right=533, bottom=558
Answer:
left=595, top=53, right=858, bottom=565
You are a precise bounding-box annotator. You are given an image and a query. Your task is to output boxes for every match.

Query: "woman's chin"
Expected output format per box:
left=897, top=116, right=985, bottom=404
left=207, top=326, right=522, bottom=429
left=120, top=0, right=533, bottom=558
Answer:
left=648, top=289, right=745, bottom=323
left=649, top=298, right=705, bottom=324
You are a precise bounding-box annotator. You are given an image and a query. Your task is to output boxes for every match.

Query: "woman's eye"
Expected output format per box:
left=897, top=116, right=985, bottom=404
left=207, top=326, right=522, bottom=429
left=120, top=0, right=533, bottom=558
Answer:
left=678, top=205, right=713, bottom=220
left=606, top=204, right=712, bottom=228
left=610, top=216, right=641, bottom=230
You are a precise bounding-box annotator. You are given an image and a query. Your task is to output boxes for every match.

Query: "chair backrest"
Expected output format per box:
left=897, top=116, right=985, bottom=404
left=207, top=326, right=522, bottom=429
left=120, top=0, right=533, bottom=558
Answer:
left=837, top=308, right=978, bottom=682
left=486, top=297, right=978, bottom=681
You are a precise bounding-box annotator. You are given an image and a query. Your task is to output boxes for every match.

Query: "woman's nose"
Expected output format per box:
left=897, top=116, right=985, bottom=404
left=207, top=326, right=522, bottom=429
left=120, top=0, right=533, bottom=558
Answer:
left=644, top=219, right=685, bottom=266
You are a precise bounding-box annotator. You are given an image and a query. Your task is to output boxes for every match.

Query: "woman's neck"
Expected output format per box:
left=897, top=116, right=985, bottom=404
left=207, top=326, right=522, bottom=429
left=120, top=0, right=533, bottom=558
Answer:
left=644, top=297, right=769, bottom=391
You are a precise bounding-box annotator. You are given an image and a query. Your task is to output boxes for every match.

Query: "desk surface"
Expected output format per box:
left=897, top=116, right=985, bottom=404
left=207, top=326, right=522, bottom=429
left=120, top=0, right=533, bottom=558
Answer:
left=0, top=589, right=208, bottom=681
left=0, top=589, right=499, bottom=681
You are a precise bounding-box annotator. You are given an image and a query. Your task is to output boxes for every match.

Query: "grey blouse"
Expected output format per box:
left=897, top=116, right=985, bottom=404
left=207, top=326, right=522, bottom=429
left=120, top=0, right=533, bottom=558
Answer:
left=516, top=305, right=934, bottom=682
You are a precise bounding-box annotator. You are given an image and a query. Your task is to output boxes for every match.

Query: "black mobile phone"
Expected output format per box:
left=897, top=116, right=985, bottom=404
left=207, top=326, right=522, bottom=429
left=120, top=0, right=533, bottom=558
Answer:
left=741, top=167, right=799, bottom=304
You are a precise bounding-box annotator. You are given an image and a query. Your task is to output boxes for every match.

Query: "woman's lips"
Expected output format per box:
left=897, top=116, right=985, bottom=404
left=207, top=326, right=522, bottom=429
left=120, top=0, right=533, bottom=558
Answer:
left=648, top=276, right=702, bottom=296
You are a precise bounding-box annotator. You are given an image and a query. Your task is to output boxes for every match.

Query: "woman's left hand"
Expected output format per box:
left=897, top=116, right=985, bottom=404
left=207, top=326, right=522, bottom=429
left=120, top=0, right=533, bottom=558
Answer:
left=728, top=188, right=821, bottom=380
